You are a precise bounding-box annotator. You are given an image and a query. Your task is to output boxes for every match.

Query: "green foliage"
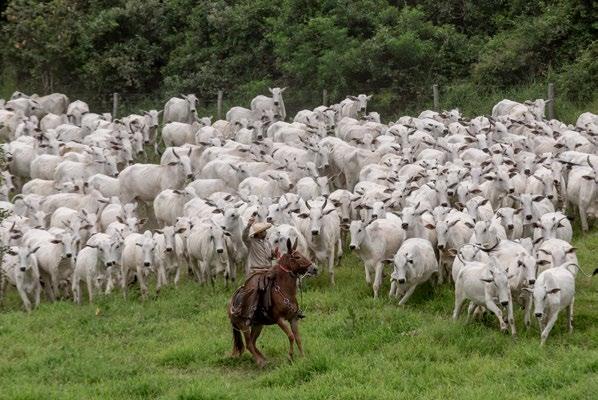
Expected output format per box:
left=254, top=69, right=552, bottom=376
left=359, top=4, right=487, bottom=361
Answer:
left=556, top=41, right=598, bottom=103
left=0, top=0, right=595, bottom=116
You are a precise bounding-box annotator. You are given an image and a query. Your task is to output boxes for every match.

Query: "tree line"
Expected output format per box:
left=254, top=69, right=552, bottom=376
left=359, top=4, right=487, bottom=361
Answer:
left=0, top=0, right=595, bottom=117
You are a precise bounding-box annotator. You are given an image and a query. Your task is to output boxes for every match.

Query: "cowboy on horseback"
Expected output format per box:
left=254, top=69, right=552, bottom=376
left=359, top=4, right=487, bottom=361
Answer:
left=228, top=237, right=317, bottom=367
left=242, top=216, right=276, bottom=273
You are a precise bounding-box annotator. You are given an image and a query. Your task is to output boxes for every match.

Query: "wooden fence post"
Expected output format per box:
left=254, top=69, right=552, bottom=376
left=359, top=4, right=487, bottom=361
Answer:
left=322, top=89, right=328, bottom=107
left=112, top=93, right=119, bottom=119
left=432, top=84, right=439, bottom=111
left=217, top=90, right=223, bottom=120
left=547, top=83, right=555, bottom=120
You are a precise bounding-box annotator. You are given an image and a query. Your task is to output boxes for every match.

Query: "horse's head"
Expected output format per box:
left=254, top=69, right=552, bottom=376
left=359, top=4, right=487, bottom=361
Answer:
left=279, top=238, right=317, bottom=277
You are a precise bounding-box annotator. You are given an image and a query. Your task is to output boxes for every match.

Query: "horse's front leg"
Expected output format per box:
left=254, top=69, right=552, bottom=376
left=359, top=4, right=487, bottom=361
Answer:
left=276, top=318, right=295, bottom=362
left=290, top=319, right=304, bottom=357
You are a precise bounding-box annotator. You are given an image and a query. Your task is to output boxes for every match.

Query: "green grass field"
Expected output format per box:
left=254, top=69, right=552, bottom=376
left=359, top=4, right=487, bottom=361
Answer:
left=1, top=227, right=596, bottom=400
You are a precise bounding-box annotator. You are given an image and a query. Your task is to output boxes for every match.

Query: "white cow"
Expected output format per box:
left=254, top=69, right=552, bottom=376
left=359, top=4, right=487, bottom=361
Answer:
left=121, top=231, right=156, bottom=300
left=164, top=95, right=198, bottom=124
left=119, top=149, right=193, bottom=203
left=349, top=218, right=405, bottom=298
left=529, top=263, right=576, bottom=345
left=295, top=198, right=341, bottom=285
left=0, top=246, right=41, bottom=312
left=389, top=238, right=438, bottom=305
left=453, top=258, right=516, bottom=335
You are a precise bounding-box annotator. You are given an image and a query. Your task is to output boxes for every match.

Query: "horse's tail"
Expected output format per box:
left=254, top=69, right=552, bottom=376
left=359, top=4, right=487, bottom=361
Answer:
left=231, top=325, right=245, bottom=356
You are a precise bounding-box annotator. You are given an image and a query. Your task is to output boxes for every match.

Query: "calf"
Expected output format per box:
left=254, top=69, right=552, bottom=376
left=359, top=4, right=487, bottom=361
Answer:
left=389, top=238, right=438, bottom=305
left=121, top=231, right=157, bottom=300
left=529, top=263, right=576, bottom=345
left=453, top=258, right=516, bottom=335
left=295, top=197, right=342, bottom=285
left=349, top=218, right=405, bottom=298
left=153, top=226, right=186, bottom=289
left=186, top=221, right=232, bottom=285
left=0, top=246, right=41, bottom=312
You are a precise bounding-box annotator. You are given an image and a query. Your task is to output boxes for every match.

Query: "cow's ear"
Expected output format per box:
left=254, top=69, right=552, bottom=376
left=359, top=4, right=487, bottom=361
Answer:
left=547, top=288, right=561, bottom=294
left=532, top=195, right=544, bottom=202
left=514, top=208, right=523, bottom=214
left=167, top=161, right=178, bottom=166
left=582, top=175, right=594, bottom=180
left=480, top=278, right=493, bottom=283
left=424, top=224, right=435, bottom=230
left=50, top=239, right=62, bottom=244
left=6, top=249, right=17, bottom=256
left=139, top=218, right=147, bottom=225
left=297, top=213, right=309, bottom=219
left=223, top=231, right=231, bottom=237
left=479, top=199, right=489, bottom=206
left=463, top=221, right=474, bottom=228
left=175, top=228, right=186, bottom=234
left=566, top=247, right=577, bottom=254
left=536, top=260, right=550, bottom=266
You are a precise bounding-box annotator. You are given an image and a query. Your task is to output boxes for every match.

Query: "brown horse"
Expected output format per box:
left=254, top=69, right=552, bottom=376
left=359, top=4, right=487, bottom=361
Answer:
left=228, top=238, right=317, bottom=367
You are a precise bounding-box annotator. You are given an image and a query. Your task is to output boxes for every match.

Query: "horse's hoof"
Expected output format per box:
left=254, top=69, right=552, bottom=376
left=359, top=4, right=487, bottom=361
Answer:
left=231, top=350, right=243, bottom=358
left=257, top=359, right=267, bottom=368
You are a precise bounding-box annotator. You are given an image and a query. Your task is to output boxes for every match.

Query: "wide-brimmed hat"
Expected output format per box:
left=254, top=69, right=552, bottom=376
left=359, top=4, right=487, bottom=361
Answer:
left=250, top=222, right=272, bottom=237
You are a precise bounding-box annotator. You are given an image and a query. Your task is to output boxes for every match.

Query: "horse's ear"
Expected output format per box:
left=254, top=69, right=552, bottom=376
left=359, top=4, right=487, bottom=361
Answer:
left=286, top=238, right=292, bottom=254
left=292, top=238, right=298, bottom=251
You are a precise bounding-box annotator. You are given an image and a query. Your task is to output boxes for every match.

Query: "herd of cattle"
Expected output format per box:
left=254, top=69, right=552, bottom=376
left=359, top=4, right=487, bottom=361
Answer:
left=0, top=89, right=597, bottom=345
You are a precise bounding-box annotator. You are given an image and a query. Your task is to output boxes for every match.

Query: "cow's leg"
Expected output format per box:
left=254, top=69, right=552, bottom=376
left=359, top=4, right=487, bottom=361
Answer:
left=452, top=289, right=466, bottom=320
left=34, top=282, right=41, bottom=308
left=507, top=294, right=516, bottom=336
left=16, top=283, right=32, bottom=313
left=389, top=280, right=397, bottom=298
left=50, top=270, right=60, bottom=301
left=327, top=252, right=335, bottom=286
left=364, top=262, right=372, bottom=285
left=373, top=261, right=384, bottom=298
left=579, top=204, right=589, bottom=232
left=567, top=297, right=574, bottom=333
left=540, top=310, right=560, bottom=346
left=523, top=293, right=533, bottom=329
left=485, top=300, right=507, bottom=332
left=136, top=265, right=148, bottom=300
left=276, top=318, right=295, bottom=362
left=174, top=264, right=182, bottom=288
left=121, top=265, right=129, bottom=299
left=466, top=302, right=477, bottom=323
left=290, top=319, right=304, bottom=356
left=437, top=254, right=445, bottom=285
left=398, top=283, right=418, bottom=305
left=86, top=274, right=94, bottom=304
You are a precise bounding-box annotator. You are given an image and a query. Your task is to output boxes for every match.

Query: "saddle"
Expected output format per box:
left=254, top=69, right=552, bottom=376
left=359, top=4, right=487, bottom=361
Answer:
left=230, top=268, right=276, bottom=327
